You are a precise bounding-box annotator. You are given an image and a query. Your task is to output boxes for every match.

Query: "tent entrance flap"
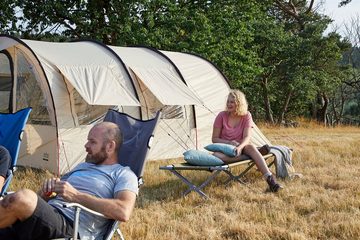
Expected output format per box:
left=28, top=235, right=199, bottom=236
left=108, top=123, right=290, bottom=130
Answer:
left=57, top=65, right=140, bottom=106
left=130, top=67, right=203, bottom=106
left=21, top=39, right=141, bottom=107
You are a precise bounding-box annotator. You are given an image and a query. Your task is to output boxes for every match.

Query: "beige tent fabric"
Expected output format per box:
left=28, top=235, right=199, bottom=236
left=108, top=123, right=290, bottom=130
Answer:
left=22, top=40, right=140, bottom=106
left=130, top=67, right=203, bottom=105
left=251, top=124, right=272, bottom=146
left=19, top=124, right=58, bottom=174
left=36, top=55, right=76, bottom=127
left=58, top=125, right=94, bottom=173
left=160, top=51, right=230, bottom=150
left=0, top=37, right=18, bottom=51
left=109, top=46, right=203, bottom=106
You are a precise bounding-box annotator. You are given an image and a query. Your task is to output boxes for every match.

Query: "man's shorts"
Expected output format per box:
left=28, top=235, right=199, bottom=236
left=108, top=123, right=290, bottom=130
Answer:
left=0, top=195, right=74, bottom=239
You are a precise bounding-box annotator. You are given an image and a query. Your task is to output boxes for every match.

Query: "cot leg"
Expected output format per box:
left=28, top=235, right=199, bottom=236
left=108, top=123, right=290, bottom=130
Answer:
left=267, top=160, right=274, bottom=168
left=170, top=169, right=222, bottom=199
left=224, top=162, right=256, bottom=185
left=223, top=170, right=247, bottom=185
left=223, top=157, right=275, bottom=186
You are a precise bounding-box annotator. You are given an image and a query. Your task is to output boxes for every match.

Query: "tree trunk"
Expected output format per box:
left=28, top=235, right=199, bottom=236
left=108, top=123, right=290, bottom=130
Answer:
left=331, top=100, right=338, bottom=126
left=338, top=88, right=346, bottom=124
left=311, top=99, right=317, bottom=119
left=277, top=90, right=293, bottom=125
left=316, top=92, right=329, bottom=126
left=261, top=76, right=274, bottom=124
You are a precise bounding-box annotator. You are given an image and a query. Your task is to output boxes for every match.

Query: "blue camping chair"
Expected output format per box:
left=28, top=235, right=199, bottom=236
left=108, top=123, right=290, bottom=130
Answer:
left=58, top=109, right=161, bottom=240
left=0, top=107, right=32, bottom=196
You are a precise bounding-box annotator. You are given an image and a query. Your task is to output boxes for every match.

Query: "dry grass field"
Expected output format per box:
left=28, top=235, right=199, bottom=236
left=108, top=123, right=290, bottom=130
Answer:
left=9, top=121, right=360, bottom=240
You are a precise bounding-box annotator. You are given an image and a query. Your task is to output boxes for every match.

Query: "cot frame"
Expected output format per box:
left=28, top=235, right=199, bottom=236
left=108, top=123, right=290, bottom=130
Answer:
left=160, top=154, right=274, bottom=199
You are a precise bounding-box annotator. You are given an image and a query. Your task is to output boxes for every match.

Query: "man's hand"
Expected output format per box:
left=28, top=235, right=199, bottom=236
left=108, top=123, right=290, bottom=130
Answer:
left=40, top=178, right=79, bottom=202
left=53, top=180, right=80, bottom=202
left=40, top=177, right=60, bottom=198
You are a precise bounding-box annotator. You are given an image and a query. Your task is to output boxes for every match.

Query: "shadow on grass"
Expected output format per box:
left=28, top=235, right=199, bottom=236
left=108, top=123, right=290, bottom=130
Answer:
left=137, top=170, right=257, bottom=206
left=138, top=178, right=186, bottom=204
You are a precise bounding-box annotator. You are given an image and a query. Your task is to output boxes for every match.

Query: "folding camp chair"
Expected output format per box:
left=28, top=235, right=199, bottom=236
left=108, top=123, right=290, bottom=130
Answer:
left=55, top=109, right=161, bottom=240
left=160, top=153, right=274, bottom=199
left=0, top=108, right=32, bottom=197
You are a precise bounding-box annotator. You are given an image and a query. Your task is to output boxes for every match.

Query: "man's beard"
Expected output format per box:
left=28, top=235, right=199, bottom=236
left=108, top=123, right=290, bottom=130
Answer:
left=86, top=146, right=108, bottom=164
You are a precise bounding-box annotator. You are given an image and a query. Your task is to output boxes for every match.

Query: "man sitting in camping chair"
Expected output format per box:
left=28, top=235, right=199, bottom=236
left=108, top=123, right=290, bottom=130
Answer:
left=0, top=122, right=138, bottom=239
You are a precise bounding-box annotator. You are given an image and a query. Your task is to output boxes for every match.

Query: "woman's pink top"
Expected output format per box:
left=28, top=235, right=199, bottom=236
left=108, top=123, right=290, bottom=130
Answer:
left=213, top=111, right=253, bottom=142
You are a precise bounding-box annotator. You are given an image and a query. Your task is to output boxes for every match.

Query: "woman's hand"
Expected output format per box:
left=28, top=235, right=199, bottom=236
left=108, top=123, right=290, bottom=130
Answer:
left=235, top=145, right=243, bottom=156
left=229, top=140, right=239, bottom=146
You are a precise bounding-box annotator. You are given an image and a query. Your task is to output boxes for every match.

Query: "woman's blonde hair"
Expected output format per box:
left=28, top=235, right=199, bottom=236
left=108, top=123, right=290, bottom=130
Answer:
left=227, top=89, right=248, bottom=116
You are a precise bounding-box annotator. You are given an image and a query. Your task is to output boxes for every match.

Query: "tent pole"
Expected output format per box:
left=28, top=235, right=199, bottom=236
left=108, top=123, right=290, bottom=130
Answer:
left=195, top=128, right=198, bottom=150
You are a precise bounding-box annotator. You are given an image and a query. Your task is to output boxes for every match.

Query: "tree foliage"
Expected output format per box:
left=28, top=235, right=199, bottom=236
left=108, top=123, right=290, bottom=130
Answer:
left=0, top=0, right=355, bottom=125
left=0, top=0, right=18, bottom=35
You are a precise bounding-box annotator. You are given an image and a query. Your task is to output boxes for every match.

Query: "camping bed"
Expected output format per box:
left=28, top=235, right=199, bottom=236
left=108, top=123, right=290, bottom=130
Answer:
left=160, top=153, right=274, bottom=199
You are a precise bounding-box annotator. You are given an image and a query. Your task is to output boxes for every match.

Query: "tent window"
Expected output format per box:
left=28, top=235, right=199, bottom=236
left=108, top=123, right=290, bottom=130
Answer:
left=0, top=52, right=12, bottom=113
left=16, top=50, right=51, bottom=125
left=72, top=90, right=111, bottom=125
left=131, top=71, right=184, bottom=120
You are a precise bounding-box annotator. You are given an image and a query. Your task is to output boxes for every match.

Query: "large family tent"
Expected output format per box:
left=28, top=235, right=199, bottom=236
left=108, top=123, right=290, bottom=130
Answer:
left=0, top=35, right=269, bottom=175
left=0, top=35, right=229, bottom=174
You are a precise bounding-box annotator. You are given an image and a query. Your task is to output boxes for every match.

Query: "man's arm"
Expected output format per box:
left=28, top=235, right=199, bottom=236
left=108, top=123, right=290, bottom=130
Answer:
left=71, top=190, right=137, bottom=222
left=54, top=180, right=136, bottom=222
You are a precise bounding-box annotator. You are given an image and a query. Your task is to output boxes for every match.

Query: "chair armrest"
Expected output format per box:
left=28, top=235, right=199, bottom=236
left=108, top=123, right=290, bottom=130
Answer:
left=63, top=203, right=106, bottom=218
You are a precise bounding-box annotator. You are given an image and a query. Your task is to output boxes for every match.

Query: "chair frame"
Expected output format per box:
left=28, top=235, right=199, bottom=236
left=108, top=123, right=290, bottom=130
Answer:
left=160, top=153, right=274, bottom=199
left=51, top=203, right=122, bottom=240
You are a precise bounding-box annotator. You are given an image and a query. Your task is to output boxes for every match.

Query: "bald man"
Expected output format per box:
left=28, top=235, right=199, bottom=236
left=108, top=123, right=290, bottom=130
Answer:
left=0, top=122, right=138, bottom=240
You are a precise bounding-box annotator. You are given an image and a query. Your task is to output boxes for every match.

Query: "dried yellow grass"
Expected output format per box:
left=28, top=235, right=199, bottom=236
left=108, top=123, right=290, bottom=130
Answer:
left=9, top=124, right=360, bottom=240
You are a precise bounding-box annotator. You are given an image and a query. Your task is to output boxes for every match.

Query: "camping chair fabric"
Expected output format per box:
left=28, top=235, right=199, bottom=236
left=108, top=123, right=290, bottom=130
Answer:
left=160, top=153, right=274, bottom=199
left=55, top=109, right=161, bottom=240
left=104, top=109, right=161, bottom=182
left=0, top=108, right=32, bottom=196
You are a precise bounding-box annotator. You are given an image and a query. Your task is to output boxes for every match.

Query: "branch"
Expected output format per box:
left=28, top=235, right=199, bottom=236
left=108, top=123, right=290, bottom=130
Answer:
left=344, top=80, right=360, bottom=90
left=305, top=0, right=315, bottom=14
left=274, top=0, right=299, bottom=20
left=52, top=9, right=82, bottom=38
left=274, top=0, right=304, bottom=30
left=289, top=0, right=298, bottom=15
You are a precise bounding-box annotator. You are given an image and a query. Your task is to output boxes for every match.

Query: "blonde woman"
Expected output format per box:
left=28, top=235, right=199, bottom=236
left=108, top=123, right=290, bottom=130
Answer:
left=212, top=89, right=282, bottom=192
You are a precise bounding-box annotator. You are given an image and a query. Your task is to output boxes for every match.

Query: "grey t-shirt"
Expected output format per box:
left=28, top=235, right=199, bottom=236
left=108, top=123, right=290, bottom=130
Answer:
left=48, top=162, right=138, bottom=240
